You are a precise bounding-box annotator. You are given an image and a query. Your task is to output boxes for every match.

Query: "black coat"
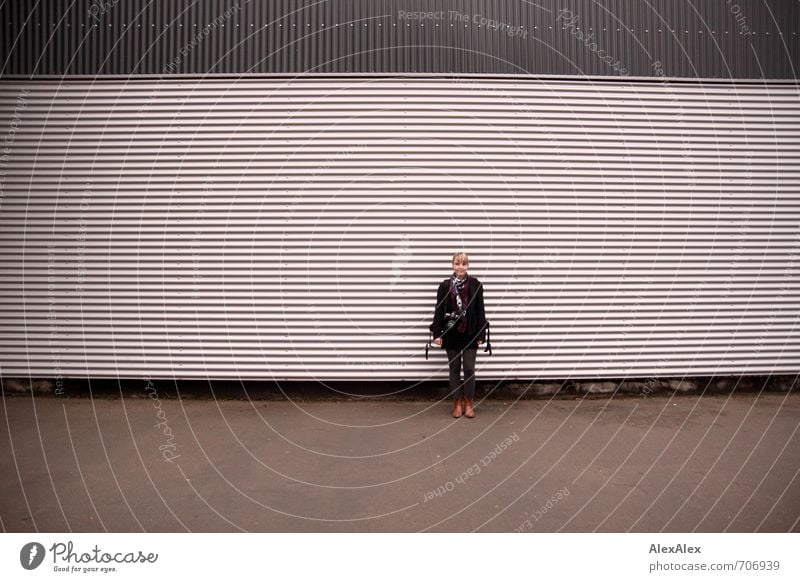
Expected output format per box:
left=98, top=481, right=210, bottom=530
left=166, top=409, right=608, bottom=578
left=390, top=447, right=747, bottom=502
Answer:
left=430, top=274, right=488, bottom=350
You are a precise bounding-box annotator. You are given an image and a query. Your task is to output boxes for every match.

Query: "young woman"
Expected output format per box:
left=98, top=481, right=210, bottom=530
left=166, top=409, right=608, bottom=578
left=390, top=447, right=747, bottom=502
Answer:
left=430, top=252, right=488, bottom=418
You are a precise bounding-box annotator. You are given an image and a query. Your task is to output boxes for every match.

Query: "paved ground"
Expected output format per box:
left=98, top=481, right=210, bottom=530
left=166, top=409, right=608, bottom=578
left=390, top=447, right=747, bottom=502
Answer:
left=1, top=392, right=798, bottom=532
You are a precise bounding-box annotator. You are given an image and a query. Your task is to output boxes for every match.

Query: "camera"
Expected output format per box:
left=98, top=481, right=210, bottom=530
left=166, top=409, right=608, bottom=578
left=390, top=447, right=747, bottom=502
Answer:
left=445, top=311, right=464, bottom=329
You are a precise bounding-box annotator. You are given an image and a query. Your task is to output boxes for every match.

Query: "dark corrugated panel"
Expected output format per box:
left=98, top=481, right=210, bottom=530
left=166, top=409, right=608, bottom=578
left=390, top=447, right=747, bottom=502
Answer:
left=1, top=0, right=798, bottom=78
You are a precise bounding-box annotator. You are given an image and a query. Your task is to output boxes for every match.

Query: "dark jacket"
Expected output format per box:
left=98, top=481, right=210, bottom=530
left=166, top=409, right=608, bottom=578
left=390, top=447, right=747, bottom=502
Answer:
left=430, top=274, right=488, bottom=349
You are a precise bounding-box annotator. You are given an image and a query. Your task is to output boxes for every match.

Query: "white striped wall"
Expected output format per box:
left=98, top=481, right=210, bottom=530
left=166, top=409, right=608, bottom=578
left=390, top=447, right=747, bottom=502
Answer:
left=1, top=76, right=799, bottom=380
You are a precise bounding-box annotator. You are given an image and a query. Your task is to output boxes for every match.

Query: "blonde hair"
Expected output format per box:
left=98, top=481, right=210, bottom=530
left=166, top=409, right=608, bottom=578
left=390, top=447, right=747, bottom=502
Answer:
left=452, top=252, right=470, bottom=265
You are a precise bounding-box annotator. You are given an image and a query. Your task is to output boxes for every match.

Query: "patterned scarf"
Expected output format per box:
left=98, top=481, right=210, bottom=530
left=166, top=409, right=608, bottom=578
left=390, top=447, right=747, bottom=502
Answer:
left=449, top=274, right=469, bottom=333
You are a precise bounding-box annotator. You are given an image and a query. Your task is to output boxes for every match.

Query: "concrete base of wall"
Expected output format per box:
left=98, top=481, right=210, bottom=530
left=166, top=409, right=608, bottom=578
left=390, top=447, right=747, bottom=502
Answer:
left=491, top=375, right=798, bottom=398
left=2, top=375, right=797, bottom=400
left=2, top=377, right=58, bottom=395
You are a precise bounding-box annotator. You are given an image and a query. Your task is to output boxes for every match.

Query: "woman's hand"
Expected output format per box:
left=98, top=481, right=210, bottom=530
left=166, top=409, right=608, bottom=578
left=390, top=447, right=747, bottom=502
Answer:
left=478, top=340, right=484, bottom=346
left=434, top=337, right=442, bottom=346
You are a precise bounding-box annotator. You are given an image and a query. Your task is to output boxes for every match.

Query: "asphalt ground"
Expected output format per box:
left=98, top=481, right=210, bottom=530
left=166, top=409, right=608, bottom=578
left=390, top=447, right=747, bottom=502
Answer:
left=1, top=392, right=798, bottom=532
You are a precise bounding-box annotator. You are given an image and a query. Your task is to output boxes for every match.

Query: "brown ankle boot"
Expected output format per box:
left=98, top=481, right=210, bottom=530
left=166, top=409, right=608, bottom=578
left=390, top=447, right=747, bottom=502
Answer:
left=452, top=398, right=463, bottom=418
left=464, top=398, right=475, bottom=418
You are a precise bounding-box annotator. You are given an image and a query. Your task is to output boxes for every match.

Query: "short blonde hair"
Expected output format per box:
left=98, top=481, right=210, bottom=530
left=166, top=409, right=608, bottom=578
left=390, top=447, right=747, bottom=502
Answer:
left=452, top=252, right=469, bottom=265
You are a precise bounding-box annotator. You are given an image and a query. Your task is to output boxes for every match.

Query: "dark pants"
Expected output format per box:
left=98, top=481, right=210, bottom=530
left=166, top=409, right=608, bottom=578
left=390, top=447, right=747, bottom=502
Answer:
left=446, top=348, right=477, bottom=400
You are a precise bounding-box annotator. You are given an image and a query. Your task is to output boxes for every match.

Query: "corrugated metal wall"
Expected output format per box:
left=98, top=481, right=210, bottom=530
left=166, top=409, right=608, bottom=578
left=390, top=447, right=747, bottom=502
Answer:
left=2, top=0, right=798, bottom=78
left=1, top=76, right=799, bottom=380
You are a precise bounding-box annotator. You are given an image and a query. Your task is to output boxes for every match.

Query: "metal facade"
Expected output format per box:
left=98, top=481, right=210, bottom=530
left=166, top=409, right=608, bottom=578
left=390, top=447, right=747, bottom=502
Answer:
left=2, top=0, right=798, bottom=78
left=1, top=76, right=798, bottom=380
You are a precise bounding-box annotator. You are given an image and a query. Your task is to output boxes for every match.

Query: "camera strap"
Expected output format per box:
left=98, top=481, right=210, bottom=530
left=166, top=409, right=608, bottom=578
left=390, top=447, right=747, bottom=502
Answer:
left=425, top=329, right=433, bottom=360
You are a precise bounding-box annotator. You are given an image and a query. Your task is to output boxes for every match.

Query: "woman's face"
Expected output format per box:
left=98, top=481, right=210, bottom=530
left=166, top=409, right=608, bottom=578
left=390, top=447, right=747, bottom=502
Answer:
left=452, top=258, right=469, bottom=279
